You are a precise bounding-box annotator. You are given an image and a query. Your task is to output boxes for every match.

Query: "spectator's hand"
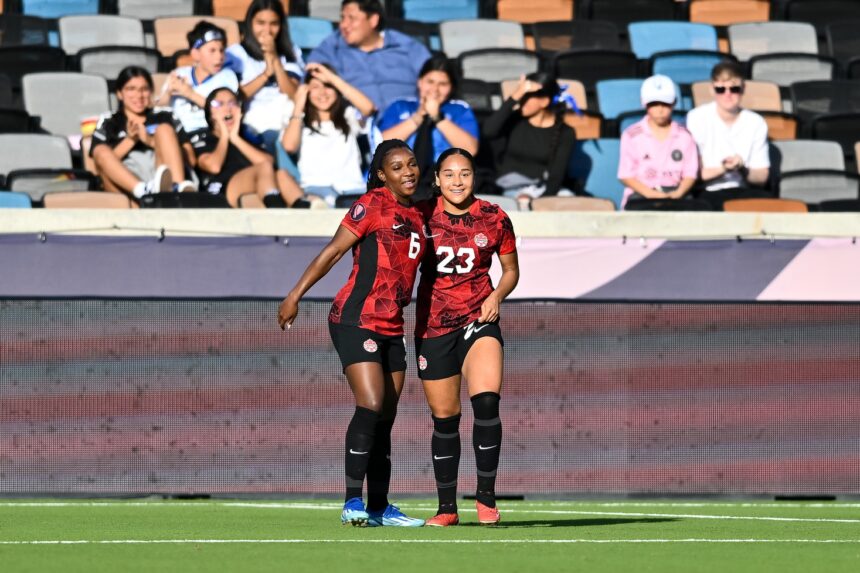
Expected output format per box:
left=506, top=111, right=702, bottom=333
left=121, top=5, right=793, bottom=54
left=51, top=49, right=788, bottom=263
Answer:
left=511, top=75, right=536, bottom=102
left=228, top=109, right=244, bottom=141
left=306, top=62, right=339, bottom=85
left=260, top=34, right=276, bottom=56
left=133, top=121, right=154, bottom=147
left=722, top=155, right=744, bottom=171
left=293, top=84, right=309, bottom=111
left=478, top=292, right=501, bottom=324
left=214, top=114, right=229, bottom=139
left=126, top=120, right=141, bottom=142
left=424, top=95, right=442, bottom=121
left=277, top=294, right=299, bottom=330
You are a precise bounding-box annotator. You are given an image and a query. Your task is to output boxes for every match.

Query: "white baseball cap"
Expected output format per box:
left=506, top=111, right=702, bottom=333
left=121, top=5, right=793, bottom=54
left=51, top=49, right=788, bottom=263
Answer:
left=640, top=75, right=676, bottom=107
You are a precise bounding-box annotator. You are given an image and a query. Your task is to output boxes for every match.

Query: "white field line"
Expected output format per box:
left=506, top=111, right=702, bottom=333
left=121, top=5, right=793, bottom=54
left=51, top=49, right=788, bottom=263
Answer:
left=2, top=501, right=859, bottom=524
left=1, top=539, right=860, bottom=546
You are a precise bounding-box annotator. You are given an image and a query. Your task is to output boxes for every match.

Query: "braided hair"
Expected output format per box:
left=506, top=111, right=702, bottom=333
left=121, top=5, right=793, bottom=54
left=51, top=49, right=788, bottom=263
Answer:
left=366, top=139, right=414, bottom=192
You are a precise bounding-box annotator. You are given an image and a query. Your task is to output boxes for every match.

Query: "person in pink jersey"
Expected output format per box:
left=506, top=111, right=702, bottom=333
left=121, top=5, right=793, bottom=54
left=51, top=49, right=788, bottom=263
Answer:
left=618, top=75, right=699, bottom=209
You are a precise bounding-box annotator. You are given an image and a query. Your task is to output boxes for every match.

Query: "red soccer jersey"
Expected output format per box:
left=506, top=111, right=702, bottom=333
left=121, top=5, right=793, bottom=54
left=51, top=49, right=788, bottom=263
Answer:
left=415, top=197, right=517, bottom=338
left=329, top=187, right=426, bottom=336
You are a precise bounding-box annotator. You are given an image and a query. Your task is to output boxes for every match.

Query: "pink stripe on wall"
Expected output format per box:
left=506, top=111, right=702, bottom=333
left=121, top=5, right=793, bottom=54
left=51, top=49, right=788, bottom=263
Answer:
left=490, top=238, right=665, bottom=299
left=758, top=239, right=860, bottom=301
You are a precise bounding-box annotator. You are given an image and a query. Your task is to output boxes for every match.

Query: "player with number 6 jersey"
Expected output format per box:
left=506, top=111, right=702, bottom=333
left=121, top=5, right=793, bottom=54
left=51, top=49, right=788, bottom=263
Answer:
left=414, top=148, right=519, bottom=527
left=278, top=140, right=425, bottom=528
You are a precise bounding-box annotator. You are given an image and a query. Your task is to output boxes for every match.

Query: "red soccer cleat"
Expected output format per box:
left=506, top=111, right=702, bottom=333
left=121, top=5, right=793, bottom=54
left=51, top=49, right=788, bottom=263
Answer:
left=475, top=501, right=500, bottom=525
left=425, top=513, right=459, bottom=527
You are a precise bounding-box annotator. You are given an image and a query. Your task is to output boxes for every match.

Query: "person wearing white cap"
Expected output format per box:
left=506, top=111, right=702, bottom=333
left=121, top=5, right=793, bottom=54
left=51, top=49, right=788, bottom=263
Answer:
left=617, top=74, right=699, bottom=208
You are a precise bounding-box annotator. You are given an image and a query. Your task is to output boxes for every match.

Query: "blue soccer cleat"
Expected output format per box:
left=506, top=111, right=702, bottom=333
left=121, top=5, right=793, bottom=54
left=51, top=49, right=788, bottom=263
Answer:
left=367, top=504, right=425, bottom=527
left=341, top=497, right=369, bottom=526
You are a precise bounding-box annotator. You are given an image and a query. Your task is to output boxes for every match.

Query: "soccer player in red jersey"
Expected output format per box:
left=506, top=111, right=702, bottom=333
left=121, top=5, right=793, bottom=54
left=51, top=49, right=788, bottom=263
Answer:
left=278, top=139, right=425, bottom=527
left=414, top=148, right=520, bottom=526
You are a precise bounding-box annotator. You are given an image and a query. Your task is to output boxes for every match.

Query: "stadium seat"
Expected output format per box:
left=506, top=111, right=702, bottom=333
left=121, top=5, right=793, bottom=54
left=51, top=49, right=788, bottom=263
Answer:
left=784, top=0, right=860, bottom=37
left=778, top=170, right=860, bottom=203
left=440, top=19, right=525, bottom=59
left=0, top=190, right=32, bottom=208
left=154, top=17, right=241, bottom=59
left=553, top=50, right=639, bottom=91
left=22, top=72, right=109, bottom=138
left=567, top=138, right=624, bottom=208
left=0, top=14, right=53, bottom=46
left=59, top=15, right=145, bottom=55
left=811, top=114, right=860, bottom=163
left=459, top=78, right=500, bottom=113
left=475, top=193, right=519, bottom=212
left=118, top=0, right=195, bottom=18
left=0, top=76, right=13, bottom=108
left=497, top=0, right=574, bottom=23
left=691, top=79, right=782, bottom=111
left=617, top=109, right=687, bottom=135
left=0, top=46, right=66, bottom=96
left=597, top=78, right=686, bottom=121
left=651, top=50, right=737, bottom=86
left=139, top=192, right=231, bottom=208
left=771, top=140, right=846, bottom=175
left=761, top=112, right=799, bottom=141
left=77, top=46, right=161, bottom=84
left=790, top=80, right=860, bottom=127
left=688, top=0, right=770, bottom=26
left=728, top=22, right=819, bottom=62
left=628, top=22, right=718, bottom=60
left=856, top=142, right=860, bottom=173
left=308, top=0, right=342, bottom=21
left=749, top=54, right=836, bottom=88
left=723, top=198, right=808, bottom=212
left=458, top=48, right=541, bottom=83
left=531, top=20, right=621, bottom=54
left=818, top=199, right=860, bottom=212
left=386, top=19, right=437, bottom=50
left=42, top=190, right=133, bottom=208
left=564, top=111, right=603, bottom=140
left=624, top=197, right=713, bottom=211
left=0, top=133, right=95, bottom=202
left=403, top=0, right=479, bottom=23
left=20, top=0, right=99, bottom=18
left=825, top=21, right=860, bottom=68
left=288, top=17, right=335, bottom=57
left=530, top=196, right=615, bottom=211
left=579, top=0, right=679, bottom=28
left=0, top=108, right=40, bottom=133
left=212, top=0, right=288, bottom=20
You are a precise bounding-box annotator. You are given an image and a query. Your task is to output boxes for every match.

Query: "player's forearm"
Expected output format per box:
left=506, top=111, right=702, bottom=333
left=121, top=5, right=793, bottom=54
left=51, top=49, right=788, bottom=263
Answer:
left=288, top=244, right=347, bottom=301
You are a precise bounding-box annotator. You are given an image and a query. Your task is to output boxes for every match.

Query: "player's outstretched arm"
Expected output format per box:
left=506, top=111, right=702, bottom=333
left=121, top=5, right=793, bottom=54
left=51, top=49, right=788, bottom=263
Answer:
left=278, top=225, right=360, bottom=330
left=479, top=251, right=519, bottom=323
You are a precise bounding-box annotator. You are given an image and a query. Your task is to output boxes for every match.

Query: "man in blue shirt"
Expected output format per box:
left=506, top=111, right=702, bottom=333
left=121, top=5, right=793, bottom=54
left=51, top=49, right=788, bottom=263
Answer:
left=307, top=0, right=431, bottom=116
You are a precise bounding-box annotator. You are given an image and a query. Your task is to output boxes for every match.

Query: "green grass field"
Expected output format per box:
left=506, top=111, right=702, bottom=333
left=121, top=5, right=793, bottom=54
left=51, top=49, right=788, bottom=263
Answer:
left=2, top=499, right=859, bottom=572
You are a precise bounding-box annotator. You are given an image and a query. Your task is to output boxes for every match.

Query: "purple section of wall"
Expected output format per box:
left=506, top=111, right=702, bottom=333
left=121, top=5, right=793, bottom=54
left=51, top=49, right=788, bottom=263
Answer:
left=2, top=300, right=858, bottom=495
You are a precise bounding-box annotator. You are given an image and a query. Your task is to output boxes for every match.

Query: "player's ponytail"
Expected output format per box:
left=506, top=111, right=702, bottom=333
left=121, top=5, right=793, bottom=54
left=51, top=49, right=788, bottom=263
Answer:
left=366, top=139, right=413, bottom=192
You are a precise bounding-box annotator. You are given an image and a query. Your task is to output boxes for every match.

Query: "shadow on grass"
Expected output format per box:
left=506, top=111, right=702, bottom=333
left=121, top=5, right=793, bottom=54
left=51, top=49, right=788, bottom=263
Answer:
left=458, top=518, right=679, bottom=528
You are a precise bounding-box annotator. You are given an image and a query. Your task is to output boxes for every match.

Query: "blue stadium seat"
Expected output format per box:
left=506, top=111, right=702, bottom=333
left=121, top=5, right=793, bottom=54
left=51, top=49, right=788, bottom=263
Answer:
left=650, top=50, right=737, bottom=86
left=596, top=79, right=646, bottom=120
left=628, top=22, right=718, bottom=60
left=404, top=0, right=479, bottom=23
left=21, top=0, right=100, bottom=18
left=567, top=138, right=624, bottom=209
left=0, top=191, right=33, bottom=208
left=288, top=17, right=335, bottom=56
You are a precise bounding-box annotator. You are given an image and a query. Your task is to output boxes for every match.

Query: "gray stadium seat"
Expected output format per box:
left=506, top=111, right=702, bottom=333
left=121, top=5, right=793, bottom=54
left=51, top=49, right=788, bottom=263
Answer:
left=78, top=46, right=161, bottom=82
left=749, top=54, right=836, bottom=87
left=458, top=48, right=541, bottom=83
left=440, top=19, right=525, bottom=59
left=0, top=134, right=72, bottom=175
left=772, top=140, right=846, bottom=174
left=728, top=22, right=818, bottom=61
left=118, top=0, right=195, bottom=18
left=23, top=72, right=110, bottom=138
left=779, top=170, right=860, bottom=203
left=58, top=15, right=145, bottom=55
left=475, top=194, right=520, bottom=212
left=309, top=0, right=351, bottom=20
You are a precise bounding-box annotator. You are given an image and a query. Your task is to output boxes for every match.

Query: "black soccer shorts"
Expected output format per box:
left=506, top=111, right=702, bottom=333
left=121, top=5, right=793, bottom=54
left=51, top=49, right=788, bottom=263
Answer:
left=328, top=322, right=407, bottom=373
left=414, top=320, right=504, bottom=380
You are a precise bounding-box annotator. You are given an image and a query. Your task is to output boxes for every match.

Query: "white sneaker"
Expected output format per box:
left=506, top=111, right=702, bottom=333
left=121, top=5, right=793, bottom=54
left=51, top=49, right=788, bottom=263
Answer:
left=147, top=165, right=171, bottom=194
left=174, top=180, right=197, bottom=193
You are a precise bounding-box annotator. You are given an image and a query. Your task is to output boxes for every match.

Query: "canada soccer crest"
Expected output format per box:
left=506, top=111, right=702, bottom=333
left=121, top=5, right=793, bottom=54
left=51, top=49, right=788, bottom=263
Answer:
left=363, top=339, right=378, bottom=352
left=474, top=233, right=488, bottom=248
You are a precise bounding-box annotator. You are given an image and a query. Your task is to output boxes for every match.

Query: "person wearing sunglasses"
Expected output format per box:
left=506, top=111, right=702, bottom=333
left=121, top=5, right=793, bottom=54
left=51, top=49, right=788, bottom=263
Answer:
left=686, top=61, right=770, bottom=209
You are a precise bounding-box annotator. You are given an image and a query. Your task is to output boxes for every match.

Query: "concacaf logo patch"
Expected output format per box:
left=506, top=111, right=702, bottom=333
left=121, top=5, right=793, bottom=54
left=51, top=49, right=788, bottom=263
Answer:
left=474, top=233, right=488, bottom=248
left=350, top=202, right=366, bottom=221
left=418, top=355, right=428, bottom=370
left=363, top=338, right=378, bottom=353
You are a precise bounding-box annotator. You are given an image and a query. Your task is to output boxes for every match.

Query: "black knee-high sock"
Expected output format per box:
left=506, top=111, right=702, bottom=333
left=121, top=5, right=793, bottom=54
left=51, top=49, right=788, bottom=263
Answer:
left=366, top=418, right=394, bottom=512
left=431, top=414, right=461, bottom=514
left=471, top=392, right=501, bottom=508
left=344, top=406, right=379, bottom=502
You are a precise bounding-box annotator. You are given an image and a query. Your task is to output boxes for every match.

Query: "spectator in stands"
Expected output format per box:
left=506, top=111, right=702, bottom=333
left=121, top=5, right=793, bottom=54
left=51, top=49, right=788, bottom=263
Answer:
left=157, top=21, right=239, bottom=136
left=483, top=72, right=577, bottom=200
left=193, top=87, right=309, bottom=208
left=307, top=0, right=431, bottom=115
left=379, top=55, right=479, bottom=197
left=224, top=0, right=304, bottom=165
left=91, top=66, right=196, bottom=200
left=618, top=75, right=699, bottom=209
left=686, top=61, right=770, bottom=208
left=281, top=63, right=377, bottom=207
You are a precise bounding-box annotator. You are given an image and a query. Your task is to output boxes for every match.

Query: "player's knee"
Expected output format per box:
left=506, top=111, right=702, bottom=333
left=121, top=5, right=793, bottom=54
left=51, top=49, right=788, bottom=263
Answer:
left=471, top=391, right=500, bottom=420
left=431, top=404, right=461, bottom=419
left=355, top=395, right=384, bottom=413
